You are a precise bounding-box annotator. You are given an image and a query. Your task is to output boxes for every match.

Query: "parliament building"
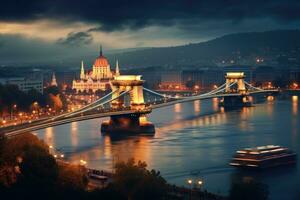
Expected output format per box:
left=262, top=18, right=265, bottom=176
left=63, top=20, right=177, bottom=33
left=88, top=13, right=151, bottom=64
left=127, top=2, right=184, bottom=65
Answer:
left=72, top=47, right=120, bottom=93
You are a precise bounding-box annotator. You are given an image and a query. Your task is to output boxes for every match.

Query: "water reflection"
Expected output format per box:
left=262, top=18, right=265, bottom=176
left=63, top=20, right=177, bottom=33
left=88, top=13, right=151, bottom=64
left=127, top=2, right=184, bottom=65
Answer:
left=239, top=107, right=255, bottom=131
left=35, top=97, right=300, bottom=200
left=156, top=112, right=227, bottom=137
left=292, top=95, right=298, bottom=115
left=70, top=122, right=78, bottom=146
left=267, top=95, right=274, bottom=102
left=266, top=97, right=274, bottom=116
left=212, top=98, right=219, bottom=111
left=194, top=100, right=200, bottom=114
left=45, top=127, right=54, bottom=148
left=174, top=103, right=181, bottom=113
left=68, top=134, right=153, bottom=170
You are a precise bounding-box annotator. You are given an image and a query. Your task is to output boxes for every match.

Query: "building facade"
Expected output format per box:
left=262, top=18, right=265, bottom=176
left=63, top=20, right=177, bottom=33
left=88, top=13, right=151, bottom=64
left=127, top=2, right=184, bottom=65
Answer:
left=0, top=74, right=43, bottom=94
left=72, top=47, right=120, bottom=93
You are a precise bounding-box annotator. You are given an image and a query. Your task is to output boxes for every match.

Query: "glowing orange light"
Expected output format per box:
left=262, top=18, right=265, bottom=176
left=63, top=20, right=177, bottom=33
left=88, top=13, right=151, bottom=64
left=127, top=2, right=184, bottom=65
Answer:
left=292, top=95, right=298, bottom=102
left=267, top=96, right=274, bottom=101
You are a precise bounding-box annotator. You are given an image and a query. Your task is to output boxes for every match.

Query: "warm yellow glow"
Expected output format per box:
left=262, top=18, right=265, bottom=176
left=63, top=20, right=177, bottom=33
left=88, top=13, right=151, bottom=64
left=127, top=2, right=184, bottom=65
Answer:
left=114, top=75, right=142, bottom=81
left=187, top=179, right=193, bottom=184
left=174, top=103, right=181, bottom=113
left=80, top=159, right=87, bottom=165
left=292, top=96, right=298, bottom=115
left=194, top=100, right=200, bottom=113
left=226, top=72, right=245, bottom=79
left=212, top=97, right=218, bottom=111
left=267, top=96, right=274, bottom=101
left=242, top=97, right=248, bottom=103
left=198, top=180, right=203, bottom=185
left=292, top=95, right=298, bottom=102
left=292, top=82, right=298, bottom=88
left=0, top=20, right=93, bottom=41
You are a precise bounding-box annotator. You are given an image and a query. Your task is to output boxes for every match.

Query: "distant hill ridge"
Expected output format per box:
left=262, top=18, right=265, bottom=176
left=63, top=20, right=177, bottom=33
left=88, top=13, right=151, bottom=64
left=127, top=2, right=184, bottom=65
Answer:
left=108, top=29, right=300, bottom=67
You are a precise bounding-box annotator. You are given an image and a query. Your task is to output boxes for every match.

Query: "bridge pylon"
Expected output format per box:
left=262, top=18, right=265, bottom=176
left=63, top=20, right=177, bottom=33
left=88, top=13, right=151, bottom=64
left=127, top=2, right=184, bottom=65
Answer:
left=220, top=72, right=252, bottom=108
left=225, top=72, right=247, bottom=94
left=101, top=75, right=155, bottom=134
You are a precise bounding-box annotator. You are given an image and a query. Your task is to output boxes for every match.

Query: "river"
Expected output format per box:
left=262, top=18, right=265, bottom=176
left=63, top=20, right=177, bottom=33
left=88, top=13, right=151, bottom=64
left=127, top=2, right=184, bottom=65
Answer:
left=35, top=94, right=300, bottom=200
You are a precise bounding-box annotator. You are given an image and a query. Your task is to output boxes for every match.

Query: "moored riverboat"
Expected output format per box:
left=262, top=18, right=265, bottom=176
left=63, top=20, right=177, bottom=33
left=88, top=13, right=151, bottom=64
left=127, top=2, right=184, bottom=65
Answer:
left=230, top=145, right=297, bottom=169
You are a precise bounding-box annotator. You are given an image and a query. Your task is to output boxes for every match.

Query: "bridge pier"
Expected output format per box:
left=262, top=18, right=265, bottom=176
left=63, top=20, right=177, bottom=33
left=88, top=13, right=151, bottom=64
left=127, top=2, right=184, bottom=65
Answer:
left=101, top=75, right=155, bottom=134
left=220, top=72, right=252, bottom=108
left=101, top=113, right=155, bottom=134
left=219, top=95, right=252, bottom=108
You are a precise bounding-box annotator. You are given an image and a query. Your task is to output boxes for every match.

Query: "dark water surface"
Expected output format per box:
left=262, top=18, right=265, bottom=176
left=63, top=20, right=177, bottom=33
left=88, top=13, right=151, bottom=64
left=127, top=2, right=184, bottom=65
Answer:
left=35, top=96, right=300, bottom=200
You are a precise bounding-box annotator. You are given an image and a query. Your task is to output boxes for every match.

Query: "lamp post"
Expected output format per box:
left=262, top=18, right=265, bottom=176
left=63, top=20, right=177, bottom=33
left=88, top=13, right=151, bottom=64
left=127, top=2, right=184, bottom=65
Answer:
left=19, top=112, right=23, bottom=124
left=187, top=179, right=193, bottom=200
left=197, top=179, right=203, bottom=200
left=197, top=180, right=203, bottom=190
left=10, top=104, right=17, bottom=120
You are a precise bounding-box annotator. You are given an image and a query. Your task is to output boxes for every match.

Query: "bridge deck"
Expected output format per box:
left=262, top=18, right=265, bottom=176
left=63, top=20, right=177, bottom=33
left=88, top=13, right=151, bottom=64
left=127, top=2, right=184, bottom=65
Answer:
left=0, top=89, right=278, bottom=137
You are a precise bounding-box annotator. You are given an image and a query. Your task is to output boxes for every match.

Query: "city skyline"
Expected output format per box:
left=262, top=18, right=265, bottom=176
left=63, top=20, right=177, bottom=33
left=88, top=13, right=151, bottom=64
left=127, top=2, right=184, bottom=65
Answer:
left=0, top=1, right=300, bottom=200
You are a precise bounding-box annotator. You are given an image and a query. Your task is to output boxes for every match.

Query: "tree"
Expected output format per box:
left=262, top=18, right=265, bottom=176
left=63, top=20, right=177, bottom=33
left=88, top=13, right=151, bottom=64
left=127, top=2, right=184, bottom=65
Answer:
left=57, top=163, right=88, bottom=190
left=113, top=159, right=167, bottom=200
left=229, top=177, right=269, bottom=200
left=0, top=133, right=58, bottom=188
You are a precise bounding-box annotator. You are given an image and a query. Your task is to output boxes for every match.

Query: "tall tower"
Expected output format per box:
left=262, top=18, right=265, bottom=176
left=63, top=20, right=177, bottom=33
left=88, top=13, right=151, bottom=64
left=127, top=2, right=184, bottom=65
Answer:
left=100, top=45, right=103, bottom=56
left=80, top=60, right=85, bottom=79
left=51, top=72, right=58, bottom=86
left=115, top=60, right=120, bottom=76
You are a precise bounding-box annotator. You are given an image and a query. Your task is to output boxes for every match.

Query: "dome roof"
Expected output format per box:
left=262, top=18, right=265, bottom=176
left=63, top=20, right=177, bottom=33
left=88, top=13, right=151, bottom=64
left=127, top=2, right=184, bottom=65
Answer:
left=94, top=55, right=109, bottom=68
left=94, top=45, right=109, bottom=68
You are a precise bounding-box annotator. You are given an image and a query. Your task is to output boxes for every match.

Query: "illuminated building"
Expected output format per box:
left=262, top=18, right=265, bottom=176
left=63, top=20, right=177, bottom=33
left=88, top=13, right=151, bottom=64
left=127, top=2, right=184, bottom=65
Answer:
left=50, top=72, right=58, bottom=86
left=0, top=74, right=43, bottom=94
left=72, top=46, right=120, bottom=93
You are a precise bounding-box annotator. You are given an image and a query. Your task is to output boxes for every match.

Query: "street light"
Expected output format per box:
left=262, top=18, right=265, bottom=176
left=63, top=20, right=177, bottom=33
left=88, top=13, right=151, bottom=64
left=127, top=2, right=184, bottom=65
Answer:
left=19, top=112, right=23, bottom=124
left=197, top=180, right=203, bottom=186
left=80, top=159, right=87, bottom=165
left=187, top=179, right=193, bottom=200
left=197, top=179, right=203, bottom=191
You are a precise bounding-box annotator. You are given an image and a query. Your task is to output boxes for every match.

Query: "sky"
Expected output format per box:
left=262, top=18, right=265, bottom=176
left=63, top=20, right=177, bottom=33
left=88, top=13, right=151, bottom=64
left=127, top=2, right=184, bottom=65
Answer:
left=0, top=0, right=300, bottom=65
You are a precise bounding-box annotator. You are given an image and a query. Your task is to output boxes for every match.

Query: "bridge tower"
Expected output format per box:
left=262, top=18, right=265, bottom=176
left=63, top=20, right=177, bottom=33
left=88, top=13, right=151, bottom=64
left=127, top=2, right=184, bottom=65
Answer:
left=225, top=72, right=246, bottom=94
left=220, top=72, right=251, bottom=108
left=101, top=75, right=155, bottom=134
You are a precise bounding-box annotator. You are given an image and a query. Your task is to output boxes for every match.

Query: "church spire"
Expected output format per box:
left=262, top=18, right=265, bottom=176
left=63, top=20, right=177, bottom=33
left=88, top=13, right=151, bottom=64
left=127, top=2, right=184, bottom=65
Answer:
left=80, top=60, right=85, bottom=79
left=100, top=45, right=103, bottom=56
left=115, top=59, right=120, bottom=76
left=51, top=72, right=57, bottom=86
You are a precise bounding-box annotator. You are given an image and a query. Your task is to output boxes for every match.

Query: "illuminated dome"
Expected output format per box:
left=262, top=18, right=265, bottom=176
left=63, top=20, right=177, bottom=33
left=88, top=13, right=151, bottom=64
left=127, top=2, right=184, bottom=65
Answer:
left=94, top=46, right=109, bottom=68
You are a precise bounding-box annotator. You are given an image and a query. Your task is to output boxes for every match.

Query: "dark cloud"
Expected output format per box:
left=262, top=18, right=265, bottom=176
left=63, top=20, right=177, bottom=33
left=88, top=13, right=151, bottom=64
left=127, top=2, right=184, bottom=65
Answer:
left=0, top=0, right=300, bottom=32
left=57, top=31, right=93, bottom=46
left=0, top=34, right=95, bottom=65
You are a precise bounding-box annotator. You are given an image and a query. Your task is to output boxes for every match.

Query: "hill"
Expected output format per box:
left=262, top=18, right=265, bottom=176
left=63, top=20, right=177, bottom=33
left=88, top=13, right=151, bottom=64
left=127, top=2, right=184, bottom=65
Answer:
left=107, top=30, right=300, bottom=68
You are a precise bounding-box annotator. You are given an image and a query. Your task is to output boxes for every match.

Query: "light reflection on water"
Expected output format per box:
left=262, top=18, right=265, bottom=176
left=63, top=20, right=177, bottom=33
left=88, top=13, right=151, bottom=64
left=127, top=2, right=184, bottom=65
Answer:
left=35, top=96, right=300, bottom=200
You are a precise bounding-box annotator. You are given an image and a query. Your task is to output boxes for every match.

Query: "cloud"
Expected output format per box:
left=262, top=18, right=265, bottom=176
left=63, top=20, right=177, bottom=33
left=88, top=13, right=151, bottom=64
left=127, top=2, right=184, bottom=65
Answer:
left=0, top=33, right=95, bottom=65
left=57, top=31, right=93, bottom=46
left=0, top=0, right=300, bottom=33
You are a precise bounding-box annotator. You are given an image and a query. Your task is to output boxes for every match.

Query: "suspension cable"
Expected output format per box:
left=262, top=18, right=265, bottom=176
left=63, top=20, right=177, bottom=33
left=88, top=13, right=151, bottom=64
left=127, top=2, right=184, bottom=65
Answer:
left=47, top=90, right=118, bottom=121
left=244, top=81, right=264, bottom=91
left=65, top=89, right=132, bottom=117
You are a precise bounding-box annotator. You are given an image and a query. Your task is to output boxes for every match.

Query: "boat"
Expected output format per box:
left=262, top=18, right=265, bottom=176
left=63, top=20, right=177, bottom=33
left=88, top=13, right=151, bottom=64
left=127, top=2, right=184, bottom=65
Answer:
left=230, top=145, right=297, bottom=169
